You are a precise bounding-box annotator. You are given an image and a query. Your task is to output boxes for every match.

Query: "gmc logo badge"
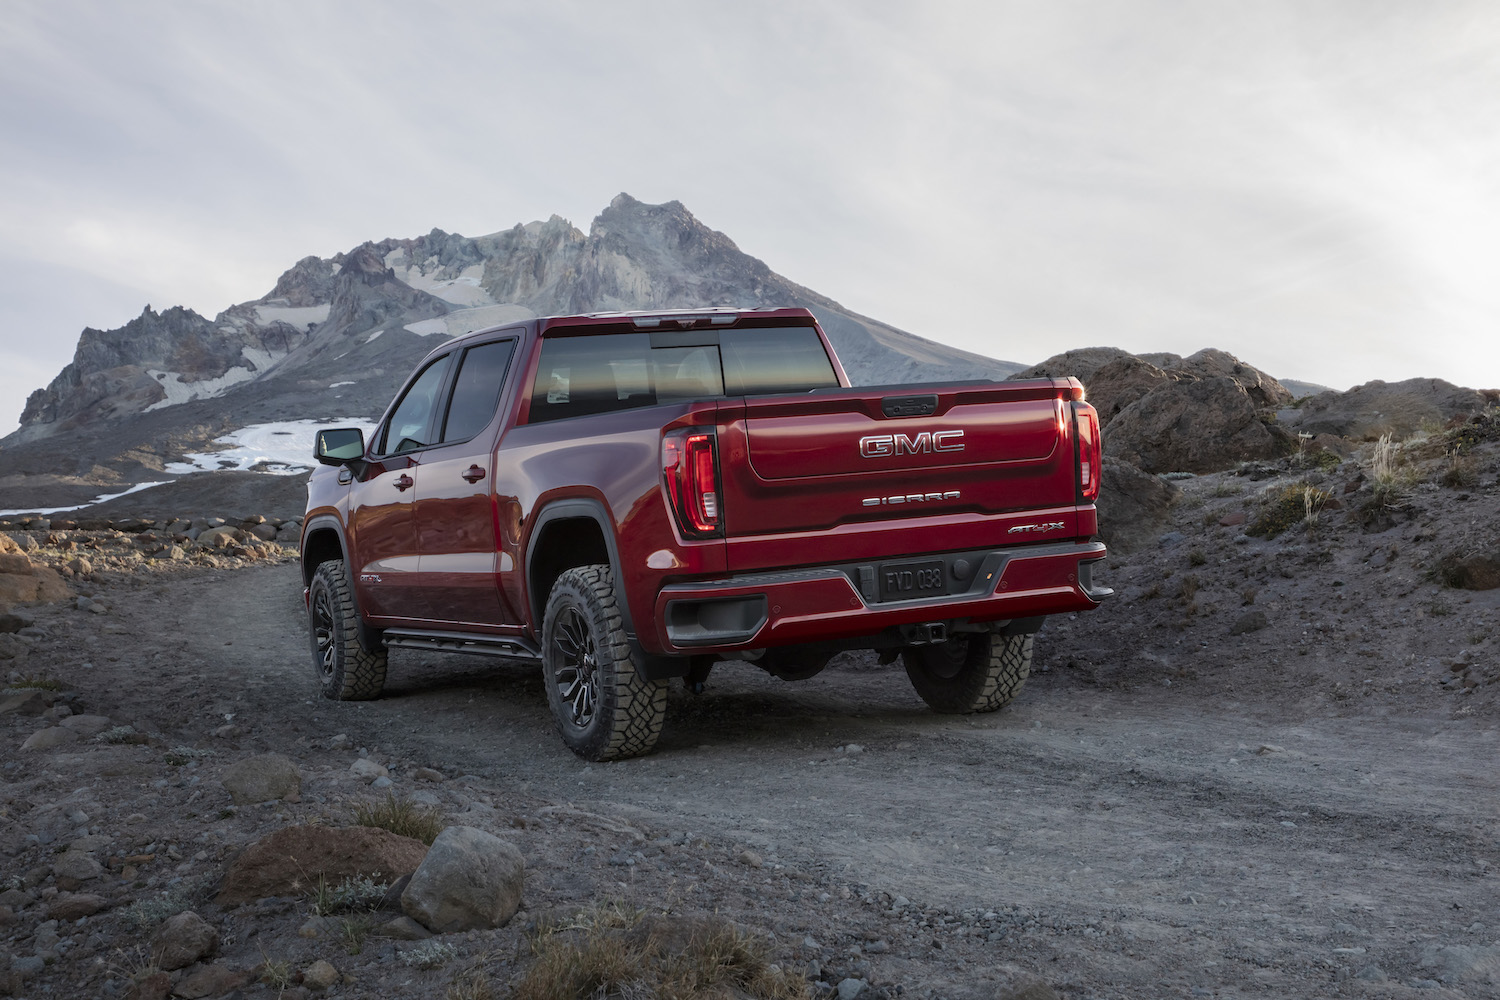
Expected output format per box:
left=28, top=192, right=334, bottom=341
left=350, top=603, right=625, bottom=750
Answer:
left=859, top=430, right=964, bottom=458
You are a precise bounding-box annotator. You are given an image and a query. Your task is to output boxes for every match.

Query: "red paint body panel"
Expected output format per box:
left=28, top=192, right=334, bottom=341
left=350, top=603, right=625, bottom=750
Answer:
left=302, top=307, right=1107, bottom=661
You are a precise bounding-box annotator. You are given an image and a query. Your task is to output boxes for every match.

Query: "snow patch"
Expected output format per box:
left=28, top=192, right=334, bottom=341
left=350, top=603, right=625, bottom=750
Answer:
left=0, top=481, right=172, bottom=517
left=254, top=303, right=330, bottom=331
left=365, top=329, right=385, bottom=344
left=329, top=381, right=355, bottom=388
left=143, top=348, right=285, bottom=411
left=398, top=263, right=495, bottom=307
left=403, top=304, right=535, bottom=339
left=404, top=317, right=449, bottom=337
left=166, top=418, right=379, bottom=476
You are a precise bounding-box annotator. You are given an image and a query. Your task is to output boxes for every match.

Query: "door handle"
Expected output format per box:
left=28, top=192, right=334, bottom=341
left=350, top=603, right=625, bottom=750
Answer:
left=393, top=474, right=414, bottom=492
left=461, top=465, right=486, bottom=484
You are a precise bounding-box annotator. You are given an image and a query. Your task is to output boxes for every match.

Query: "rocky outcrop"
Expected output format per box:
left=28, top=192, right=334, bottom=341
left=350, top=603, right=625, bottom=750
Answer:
left=1009, top=347, right=1134, bottom=385
left=1096, top=457, right=1181, bottom=553
left=1282, top=378, right=1492, bottom=440
left=321, top=244, right=449, bottom=336
left=1105, top=377, right=1290, bottom=473
left=1083, top=357, right=1183, bottom=427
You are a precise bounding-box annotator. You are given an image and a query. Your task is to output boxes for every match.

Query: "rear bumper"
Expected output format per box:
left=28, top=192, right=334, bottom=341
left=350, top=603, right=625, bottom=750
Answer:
left=652, top=540, right=1109, bottom=653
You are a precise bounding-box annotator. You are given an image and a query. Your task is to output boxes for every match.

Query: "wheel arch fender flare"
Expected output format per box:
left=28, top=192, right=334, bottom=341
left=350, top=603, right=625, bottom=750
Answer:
left=524, top=498, right=634, bottom=637
left=301, top=514, right=382, bottom=655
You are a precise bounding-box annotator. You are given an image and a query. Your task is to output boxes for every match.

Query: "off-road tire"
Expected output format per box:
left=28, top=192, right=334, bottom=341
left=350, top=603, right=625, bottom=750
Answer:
left=903, top=632, right=1032, bottom=714
left=307, top=559, right=387, bottom=701
left=543, top=564, right=668, bottom=761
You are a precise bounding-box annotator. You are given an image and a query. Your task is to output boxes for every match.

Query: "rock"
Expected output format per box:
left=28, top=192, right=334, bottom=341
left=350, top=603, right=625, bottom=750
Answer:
left=1230, top=611, right=1269, bottom=636
left=837, top=978, right=868, bottom=1000
left=0, top=690, right=49, bottom=716
left=249, top=523, right=279, bottom=542
left=47, top=892, right=108, bottom=920
left=738, top=850, right=763, bottom=868
left=1083, top=356, right=1183, bottom=426
left=303, top=959, right=340, bottom=990
left=1106, top=377, right=1290, bottom=473
left=67, top=556, right=93, bottom=576
left=0, top=562, right=70, bottom=605
left=22, top=727, right=79, bottom=751
left=53, top=850, right=104, bottom=882
left=401, top=825, right=525, bottom=932
left=221, top=753, right=302, bottom=804
left=152, top=910, right=218, bottom=971
left=195, top=526, right=242, bottom=548
left=1170, top=348, right=1292, bottom=409
left=1439, top=551, right=1500, bottom=591
left=1008, top=346, right=1134, bottom=383
left=0, top=612, right=32, bottom=633
left=1356, top=964, right=1388, bottom=982
left=59, top=713, right=113, bottom=737
left=350, top=758, right=389, bottom=781
left=1285, top=377, right=1489, bottom=440
left=1218, top=511, right=1247, bottom=526
left=375, top=915, right=433, bottom=940
left=170, top=963, right=250, bottom=998
left=1096, top=458, right=1180, bottom=554
left=0, top=552, right=33, bottom=574
left=217, top=824, right=427, bottom=905
left=411, top=767, right=445, bottom=782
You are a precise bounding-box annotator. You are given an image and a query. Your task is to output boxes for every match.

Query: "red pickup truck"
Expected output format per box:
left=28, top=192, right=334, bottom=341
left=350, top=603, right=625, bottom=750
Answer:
left=301, top=307, right=1109, bottom=759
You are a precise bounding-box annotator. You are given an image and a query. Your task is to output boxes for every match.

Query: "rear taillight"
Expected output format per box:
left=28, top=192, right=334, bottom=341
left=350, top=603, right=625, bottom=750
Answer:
left=1075, top=402, right=1102, bottom=502
left=662, top=429, right=723, bottom=537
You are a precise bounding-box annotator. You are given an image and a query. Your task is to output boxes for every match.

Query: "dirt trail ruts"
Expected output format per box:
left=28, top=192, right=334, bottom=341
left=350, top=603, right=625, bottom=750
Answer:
left=18, top=562, right=1494, bottom=999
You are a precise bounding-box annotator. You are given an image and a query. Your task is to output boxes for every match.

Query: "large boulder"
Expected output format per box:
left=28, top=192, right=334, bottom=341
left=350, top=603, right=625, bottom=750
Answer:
left=1008, top=346, right=1134, bottom=384
left=1083, top=357, right=1184, bottom=427
left=0, top=546, right=70, bottom=606
left=1284, top=378, right=1491, bottom=440
left=1170, top=348, right=1293, bottom=409
left=1105, top=377, right=1289, bottom=473
left=217, top=825, right=428, bottom=905
left=1096, top=457, right=1181, bottom=554
left=401, top=825, right=525, bottom=932
left=152, top=910, right=218, bottom=971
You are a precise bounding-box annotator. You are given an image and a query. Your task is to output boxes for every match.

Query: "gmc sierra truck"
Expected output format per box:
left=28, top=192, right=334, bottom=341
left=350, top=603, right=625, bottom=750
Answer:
left=301, top=307, right=1110, bottom=760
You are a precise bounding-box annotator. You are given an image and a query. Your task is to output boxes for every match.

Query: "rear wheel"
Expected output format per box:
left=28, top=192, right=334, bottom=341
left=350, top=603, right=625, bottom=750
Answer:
left=307, top=559, right=387, bottom=700
left=543, top=565, right=668, bottom=761
left=903, top=632, right=1032, bottom=714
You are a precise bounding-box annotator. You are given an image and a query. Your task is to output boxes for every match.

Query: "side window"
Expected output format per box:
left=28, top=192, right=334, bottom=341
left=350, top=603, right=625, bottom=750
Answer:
left=376, top=356, right=450, bottom=456
left=441, top=340, right=516, bottom=443
left=529, top=333, right=658, bottom=423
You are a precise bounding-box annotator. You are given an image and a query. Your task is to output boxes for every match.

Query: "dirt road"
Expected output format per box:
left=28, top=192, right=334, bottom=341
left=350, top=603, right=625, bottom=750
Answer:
left=10, top=561, right=1495, bottom=998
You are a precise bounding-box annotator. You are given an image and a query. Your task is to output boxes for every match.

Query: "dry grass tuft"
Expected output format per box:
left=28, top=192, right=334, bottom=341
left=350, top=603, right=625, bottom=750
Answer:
left=515, top=903, right=808, bottom=1000
left=354, top=792, right=447, bottom=845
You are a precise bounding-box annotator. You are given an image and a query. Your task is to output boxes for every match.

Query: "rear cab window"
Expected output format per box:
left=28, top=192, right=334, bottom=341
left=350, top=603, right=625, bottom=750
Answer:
left=527, top=325, right=838, bottom=424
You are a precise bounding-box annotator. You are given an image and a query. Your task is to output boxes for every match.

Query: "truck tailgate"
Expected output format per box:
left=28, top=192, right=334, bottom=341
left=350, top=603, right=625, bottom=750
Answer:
left=717, top=379, right=1083, bottom=571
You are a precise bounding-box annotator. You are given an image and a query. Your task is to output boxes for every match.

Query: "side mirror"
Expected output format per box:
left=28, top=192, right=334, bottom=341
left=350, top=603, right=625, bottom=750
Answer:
left=314, top=427, right=366, bottom=466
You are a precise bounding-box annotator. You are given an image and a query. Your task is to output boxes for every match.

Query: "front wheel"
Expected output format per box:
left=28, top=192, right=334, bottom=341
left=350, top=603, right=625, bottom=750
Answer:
left=307, top=559, right=387, bottom=700
left=903, top=632, right=1032, bottom=714
left=542, top=565, right=668, bottom=761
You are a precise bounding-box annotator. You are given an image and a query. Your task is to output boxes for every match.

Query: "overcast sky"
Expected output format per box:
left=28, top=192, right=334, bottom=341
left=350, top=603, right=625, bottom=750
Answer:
left=2, top=0, right=1498, bottom=438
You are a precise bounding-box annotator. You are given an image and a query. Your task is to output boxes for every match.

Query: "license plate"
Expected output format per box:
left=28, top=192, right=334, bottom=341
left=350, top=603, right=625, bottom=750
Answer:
left=879, top=560, right=946, bottom=601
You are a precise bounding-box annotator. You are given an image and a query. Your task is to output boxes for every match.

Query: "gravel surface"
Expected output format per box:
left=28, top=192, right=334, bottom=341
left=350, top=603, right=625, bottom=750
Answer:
left=1, top=440, right=1498, bottom=999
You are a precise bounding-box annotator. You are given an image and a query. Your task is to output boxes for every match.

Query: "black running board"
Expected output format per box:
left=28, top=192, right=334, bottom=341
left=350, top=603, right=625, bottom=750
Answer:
left=382, top=629, right=540, bottom=660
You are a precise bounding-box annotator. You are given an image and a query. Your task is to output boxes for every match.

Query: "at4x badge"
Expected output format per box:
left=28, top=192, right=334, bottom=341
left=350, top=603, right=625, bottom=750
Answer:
left=1008, top=521, right=1065, bottom=534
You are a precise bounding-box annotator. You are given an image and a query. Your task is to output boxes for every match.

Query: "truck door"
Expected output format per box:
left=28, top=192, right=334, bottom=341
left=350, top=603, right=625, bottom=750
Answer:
left=413, top=337, right=522, bottom=626
left=348, top=353, right=452, bottom=620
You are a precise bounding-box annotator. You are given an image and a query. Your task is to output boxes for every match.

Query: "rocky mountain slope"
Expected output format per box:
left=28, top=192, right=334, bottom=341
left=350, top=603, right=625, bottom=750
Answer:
left=4, top=194, right=1018, bottom=460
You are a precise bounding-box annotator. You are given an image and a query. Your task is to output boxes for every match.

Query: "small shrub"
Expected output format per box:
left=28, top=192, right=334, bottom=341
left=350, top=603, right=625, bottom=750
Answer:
left=1211, top=479, right=1242, bottom=498
left=7, top=672, right=64, bottom=691
left=1188, top=549, right=1207, bottom=567
left=1441, top=453, right=1478, bottom=489
left=1241, top=587, right=1257, bottom=606
left=354, top=793, right=446, bottom=845
left=1371, top=433, right=1399, bottom=484
left=515, top=903, right=808, bottom=1000
left=1248, top=483, right=1332, bottom=539
left=448, top=970, right=496, bottom=1000
left=1179, top=576, right=1199, bottom=602
left=401, top=939, right=460, bottom=970
left=95, top=725, right=141, bottom=744
left=164, top=746, right=214, bottom=766
left=311, top=875, right=389, bottom=916
left=340, top=915, right=376, bottom=955
left=258, top=951, right=294, bottom=991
